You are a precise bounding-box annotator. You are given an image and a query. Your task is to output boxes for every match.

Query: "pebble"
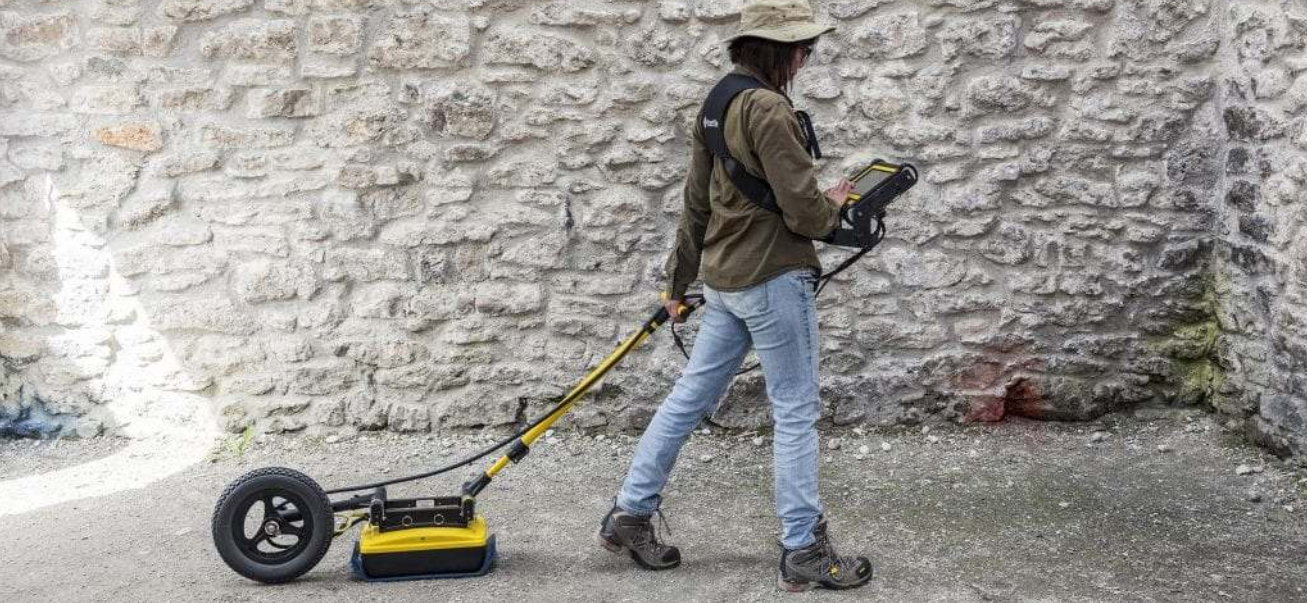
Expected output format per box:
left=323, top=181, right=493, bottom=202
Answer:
left=1156, top=444, right=1171, bottom=453
left=1247, top=490, right=1263, bottom=503
left=1235, top=464, right=1254, bottom=476
left=858, top=444, right=871, bottom=455
left=751, top=436, right=766, bottom=447
left=926, top=435, right=939, bottom=444
left=325, top=435, right=340, bottom=444
left=827, top=440, right=842, bottom=451
left=1058, top=501, right=1071, bottom=509
left=921, top=426, right=931, bottom=435
left=1090, top=431, right=1108, bottom=443
left=1285, top=505, right=1296, bottom=513
left=853, top=427, right=865, bottom=436
left=880, top=442, right=892, bottom=452
left=698, top=454, right=714, bottom=463
left=173, top=528, right=192, bottom=536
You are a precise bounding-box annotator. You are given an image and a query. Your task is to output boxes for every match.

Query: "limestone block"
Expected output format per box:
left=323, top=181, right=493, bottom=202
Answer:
left=938, top=17, right=1020, bottom=60
left=368, top=12, right=470, bottom=70
left=472, top=282, right=543, bottom=316
left=336, top=340, right=425, bottom=369
left=845, top=13, right=929, bottom=60
left=323, top=247, right=410, bottom=282
left=307, top=15, right=363, bottom=56
left=1024, top=18, right=1094, bottom=53
left=290, top=365, right=357, bottom=396
left=153, top=296, right=258, bottom=335
left=437, top=390, right=523, bottom=428
left=143, top=25, right=178, bottom=57
left=828, top=0, right=895, bottom=20
left=381, top=216, right=499, bottom=247
left=306, top=102, right=411, bottom=147
left=222, top=65, right=294, bottom=86
left=246, top=88, right=318, bottom=118
left=386, top=403, right=430, bottom=432
left=0, top=11, right=77, bottom=62
left=86, top=0, right=141, bottom=26
left=1224, top=105, right=1288, bottom=141
left=186, top=336, right=267, bottom=376
left=86, top=27, right=142, bottom=55
left=158, top=0, right=254, bottom=22
left=530, top=2, right=641, bottom=26
left=232, top=259, right=318, bottom=303
left=94, top=122, right=162, bottom=152
left=73, top=85, right=144, bottom=114
left=659, top=0, right=690, bottom=22
left=965, top=75, right=1038, bottom=114
left=200, top=19, right=297, bottom=64
left=1021, top=64, right=1073, bottom=81
left=694, top=0, right=743, bottom=21
left=484, top=159, right=557, bottom=188
left=484, top=28, right=595, bottom=72
left=319, top=189, right=375, bottom=240
left=976, top=116, right=1055, bottom=143
left=626, top=26, right=691, bottom=67
left=421, top=80, right=496, bottom=139
left=153, top=87, right=236, bottom=111
left=199, top=123, right=296, bottom=149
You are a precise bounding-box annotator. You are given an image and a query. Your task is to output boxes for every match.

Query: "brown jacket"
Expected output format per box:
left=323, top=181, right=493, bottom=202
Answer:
left=664, top=66, right=840, bottom=300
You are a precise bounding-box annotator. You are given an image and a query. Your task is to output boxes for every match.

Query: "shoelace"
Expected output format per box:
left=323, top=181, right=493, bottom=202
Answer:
left=633, top=508, right=674, bottom=549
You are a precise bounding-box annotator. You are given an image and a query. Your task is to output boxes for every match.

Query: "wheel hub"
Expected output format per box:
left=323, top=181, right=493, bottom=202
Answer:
left=263, top=520, right=282, bottom=537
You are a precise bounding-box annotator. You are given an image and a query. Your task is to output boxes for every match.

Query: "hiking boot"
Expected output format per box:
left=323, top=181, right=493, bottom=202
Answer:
left=777, top=517, right=873, bottom=591
left=596, top=503, right=681, bottom=570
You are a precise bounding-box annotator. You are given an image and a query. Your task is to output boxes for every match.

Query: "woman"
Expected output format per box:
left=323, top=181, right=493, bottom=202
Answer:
left=595, top=0, right=874, bottom=592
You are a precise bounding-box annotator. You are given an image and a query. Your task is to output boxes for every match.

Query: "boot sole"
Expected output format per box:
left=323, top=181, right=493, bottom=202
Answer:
left=594, top=529, right=681, bottom=571
left=777, top=567, right=874, bottom=592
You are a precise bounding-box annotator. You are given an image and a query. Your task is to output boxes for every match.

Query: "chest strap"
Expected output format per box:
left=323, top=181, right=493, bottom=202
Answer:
left=699, top=74, right=821, bottom=215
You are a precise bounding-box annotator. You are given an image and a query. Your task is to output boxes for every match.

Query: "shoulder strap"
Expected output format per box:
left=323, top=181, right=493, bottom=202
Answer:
left=699, top=74, right=782, bottom=214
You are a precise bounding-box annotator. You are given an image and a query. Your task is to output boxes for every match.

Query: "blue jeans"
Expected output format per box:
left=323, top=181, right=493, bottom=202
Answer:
left=616, top=268, right=823, bottom=550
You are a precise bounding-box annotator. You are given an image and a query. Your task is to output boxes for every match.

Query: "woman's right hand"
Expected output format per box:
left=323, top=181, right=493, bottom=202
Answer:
left=824, top=179, right=854, bottom=209
left=664, top=298, right=686, bottom=323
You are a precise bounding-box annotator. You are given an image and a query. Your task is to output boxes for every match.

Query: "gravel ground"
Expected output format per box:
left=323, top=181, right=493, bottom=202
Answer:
left=1, top=409, right=1305, bottom=603
left=0, top=436, right=130, bottom=480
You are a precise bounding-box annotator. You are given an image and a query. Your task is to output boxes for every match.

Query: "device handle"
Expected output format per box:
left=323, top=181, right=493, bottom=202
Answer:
left=656, top=292, right=704, bottom=325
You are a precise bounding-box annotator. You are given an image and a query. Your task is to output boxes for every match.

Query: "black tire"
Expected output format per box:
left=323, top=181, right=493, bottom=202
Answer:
left=211, top=467, right=334, bottom=584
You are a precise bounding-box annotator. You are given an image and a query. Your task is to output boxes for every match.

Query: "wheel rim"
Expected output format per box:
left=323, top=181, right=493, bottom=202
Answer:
left=229, top=488, right=316, bottom=565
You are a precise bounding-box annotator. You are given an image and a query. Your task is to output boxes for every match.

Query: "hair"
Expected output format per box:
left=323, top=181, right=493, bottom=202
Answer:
left=727, top=36, right=814, bottom=95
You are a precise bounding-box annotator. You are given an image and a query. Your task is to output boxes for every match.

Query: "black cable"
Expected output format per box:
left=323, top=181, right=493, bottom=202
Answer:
left=323, top=303, right=688, bottom=496
left=324, top=414, right=540, bottom=495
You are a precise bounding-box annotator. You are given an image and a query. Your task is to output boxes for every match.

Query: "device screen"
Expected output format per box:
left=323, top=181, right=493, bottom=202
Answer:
left=852, top=165, right=894, bottom=197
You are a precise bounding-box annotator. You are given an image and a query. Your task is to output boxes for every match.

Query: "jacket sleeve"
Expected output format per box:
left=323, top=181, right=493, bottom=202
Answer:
left=663, top=121, right=713, bottom=300
left=746, top=93, right=840, bottom=240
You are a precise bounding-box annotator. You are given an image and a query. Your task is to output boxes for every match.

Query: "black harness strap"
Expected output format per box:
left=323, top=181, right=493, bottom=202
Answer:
left=700, top=74, right=821, bottom=215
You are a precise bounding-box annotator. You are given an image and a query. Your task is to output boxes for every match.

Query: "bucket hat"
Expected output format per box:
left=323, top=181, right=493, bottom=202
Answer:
left=725, top=0, right=835, bottom=44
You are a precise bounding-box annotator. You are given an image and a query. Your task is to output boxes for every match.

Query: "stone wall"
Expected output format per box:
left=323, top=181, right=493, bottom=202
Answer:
left=0, top=0, right=1302, bottom=454
left=1212, top=0, right=1307, bottom=458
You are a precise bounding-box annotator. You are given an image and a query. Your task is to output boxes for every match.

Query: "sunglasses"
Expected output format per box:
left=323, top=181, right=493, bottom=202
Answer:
left=797, top=42, right=816, bottom=61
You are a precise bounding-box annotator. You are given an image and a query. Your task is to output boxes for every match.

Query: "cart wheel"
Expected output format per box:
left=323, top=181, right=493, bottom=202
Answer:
left=211, top=467, right=334, bottom=584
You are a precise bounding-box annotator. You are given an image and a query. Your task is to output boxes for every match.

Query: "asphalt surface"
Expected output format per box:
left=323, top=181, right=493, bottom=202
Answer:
left=1, top=409, right=1305, bottom=603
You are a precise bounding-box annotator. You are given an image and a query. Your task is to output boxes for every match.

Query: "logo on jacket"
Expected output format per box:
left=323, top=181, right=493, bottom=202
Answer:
left=702, top=117, right=719, bottom=129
